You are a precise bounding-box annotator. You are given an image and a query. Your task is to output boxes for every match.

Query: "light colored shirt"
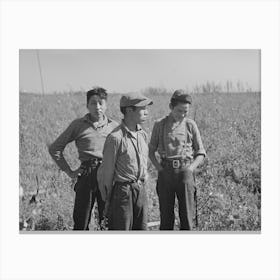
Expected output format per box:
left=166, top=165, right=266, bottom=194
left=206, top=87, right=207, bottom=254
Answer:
left=97, top=121, right=149, bottom=197
left=49, top=113, right=118, bottom=172
left=149, top=114, right=206, bottom=159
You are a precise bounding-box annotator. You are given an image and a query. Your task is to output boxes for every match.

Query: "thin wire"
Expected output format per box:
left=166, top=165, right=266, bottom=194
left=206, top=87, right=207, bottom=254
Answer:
left=36, top=50, right=45, bottom=94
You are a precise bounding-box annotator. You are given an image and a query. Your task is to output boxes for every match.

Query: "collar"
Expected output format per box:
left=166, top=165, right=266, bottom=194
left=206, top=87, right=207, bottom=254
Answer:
left=168, top=113, right=186, bottom=125
left=121, top=120, right=142, bottom=138
left=82, top=113, right=108, bottom=129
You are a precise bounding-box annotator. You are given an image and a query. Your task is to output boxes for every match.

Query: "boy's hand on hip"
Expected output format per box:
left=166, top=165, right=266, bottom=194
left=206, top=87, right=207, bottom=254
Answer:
left=67, top=168, right=83, bottom=179
left=157, top=166, right=164, bottom=172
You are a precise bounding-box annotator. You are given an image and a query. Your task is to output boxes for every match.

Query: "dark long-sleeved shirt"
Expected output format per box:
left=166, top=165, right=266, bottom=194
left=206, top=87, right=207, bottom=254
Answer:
left=49, top=113, right=118, bottom=172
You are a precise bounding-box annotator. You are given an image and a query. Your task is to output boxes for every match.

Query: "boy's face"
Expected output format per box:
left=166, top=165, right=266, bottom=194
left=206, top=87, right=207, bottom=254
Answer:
left=87, top=95, right=107, bottom=120
left=128, top=106, right=149, bottom=124
left=170, top=102, right=190, bottom=122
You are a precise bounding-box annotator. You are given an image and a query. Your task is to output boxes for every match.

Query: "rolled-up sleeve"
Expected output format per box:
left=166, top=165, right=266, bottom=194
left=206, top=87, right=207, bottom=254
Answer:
left=97, top=134, right=120, bottom=200
left=192, top=121, right=206, bottom=158
left=149, top=121, right=160, bottom=152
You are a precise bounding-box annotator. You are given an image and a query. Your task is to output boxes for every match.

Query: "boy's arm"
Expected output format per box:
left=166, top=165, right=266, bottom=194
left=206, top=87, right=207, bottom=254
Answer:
left=189, top=121, right=206, bottom=172
left=97, top=134, right=119, bottom=201
left=149, top=146, right=163, bottom=172
left=48, top=120, right=81, bottom=178
left=188, top=155, right=204, bottom=172
left=148, top=121, right=163, bottom=172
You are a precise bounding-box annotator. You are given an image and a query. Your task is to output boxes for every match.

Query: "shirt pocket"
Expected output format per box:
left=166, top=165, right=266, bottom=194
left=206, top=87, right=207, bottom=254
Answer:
left=118, top=140, right=138, bottom=167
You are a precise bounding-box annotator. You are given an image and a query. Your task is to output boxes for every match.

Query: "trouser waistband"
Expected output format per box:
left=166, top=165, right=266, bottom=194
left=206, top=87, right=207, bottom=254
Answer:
left=114, top=179, right=145, bottom=186
left=81, top=157, right=102, bottom=168
left=161, top=158, right=191, bottom=169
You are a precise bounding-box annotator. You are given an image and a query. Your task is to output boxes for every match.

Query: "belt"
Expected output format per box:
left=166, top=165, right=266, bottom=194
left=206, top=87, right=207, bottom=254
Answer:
left=81, top=157, right=102, bottom=168
left=161, top=158, right=191, bottom=169
left=115, top=178, right=145, bottom=186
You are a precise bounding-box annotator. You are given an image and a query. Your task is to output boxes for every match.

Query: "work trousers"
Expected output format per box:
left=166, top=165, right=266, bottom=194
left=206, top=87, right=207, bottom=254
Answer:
left=108, top=181, right=148, bottom=230
left=73, top=161, right=104, bottom=230
left=157, top=167, right=195, bottom=230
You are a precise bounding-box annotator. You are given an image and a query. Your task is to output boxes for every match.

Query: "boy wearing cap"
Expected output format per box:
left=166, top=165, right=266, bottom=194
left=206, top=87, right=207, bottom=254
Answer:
left=49, top=87, right=118, bottom=230
left=149, top=89, right=206, bottom=230
left=97, top=93, right=153, bottom=230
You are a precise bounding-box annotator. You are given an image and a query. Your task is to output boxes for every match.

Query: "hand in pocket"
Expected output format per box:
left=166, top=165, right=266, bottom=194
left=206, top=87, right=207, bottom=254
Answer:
left=183, top=168, right=195, bottom=186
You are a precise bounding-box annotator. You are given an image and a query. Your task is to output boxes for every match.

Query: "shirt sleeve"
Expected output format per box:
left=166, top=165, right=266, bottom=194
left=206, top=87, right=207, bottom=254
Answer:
left=97, top=134, right=120, bottom=200
left=149, top=121, right=160, bottom=152
left=191, top=121, right=206, bottom=158
left=48, top=120, right=77, bottom=172
left=139, top=130, right=149, bottom=181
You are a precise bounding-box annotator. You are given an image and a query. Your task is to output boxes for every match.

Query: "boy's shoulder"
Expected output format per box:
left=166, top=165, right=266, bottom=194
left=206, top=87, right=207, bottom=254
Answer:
left=153, top=116, right=197, bottom=126
left=107, top=118, right=119, bottom=128
left=107, top=124, right=124, bottom=141
left=153, top=115, right=169, bottom=127
left=68, top=116, right=85, bottom=127
left=185, top=118, right=200, bottom=131
left=185, top=117, right=196, bottom=125
left=71, top=114, right=91, bottom=126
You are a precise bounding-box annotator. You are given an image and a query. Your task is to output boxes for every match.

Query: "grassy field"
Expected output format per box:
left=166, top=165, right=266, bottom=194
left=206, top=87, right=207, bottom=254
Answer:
left=19, top=90, right=261, bottom=231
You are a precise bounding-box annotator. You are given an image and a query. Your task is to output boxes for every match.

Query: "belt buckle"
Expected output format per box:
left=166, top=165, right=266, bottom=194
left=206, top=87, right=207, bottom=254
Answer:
left=172, top=159, right=180, bottom=169
left=93, top=158, right=102, bottom=166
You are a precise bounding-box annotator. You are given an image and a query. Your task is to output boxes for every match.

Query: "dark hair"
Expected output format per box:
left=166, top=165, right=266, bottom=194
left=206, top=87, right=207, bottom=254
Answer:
left=170, top=98, right=190, bottom=108
left=87, top=87, right=107, bottom=104
left=120, top=106, right=137, bottom=115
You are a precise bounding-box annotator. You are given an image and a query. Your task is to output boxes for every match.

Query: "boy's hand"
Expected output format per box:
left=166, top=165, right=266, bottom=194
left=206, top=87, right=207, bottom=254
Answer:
left=103, top=199, right=110, bottom=218
left=187, top=165, right=195, bottom=173
left=67, top=168, right=83, bottom=179
left=157, top=166, right=164, bottom=172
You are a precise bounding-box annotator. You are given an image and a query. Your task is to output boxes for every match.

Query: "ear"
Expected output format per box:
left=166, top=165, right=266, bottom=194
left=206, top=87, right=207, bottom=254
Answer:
left=126, top=107, right=133, bottom=114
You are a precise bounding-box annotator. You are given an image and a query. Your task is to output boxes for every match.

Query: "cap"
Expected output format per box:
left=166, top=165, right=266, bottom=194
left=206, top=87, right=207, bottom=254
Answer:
left=171, top=89, right=192, bottom=104
left=120, top=93, right=153, bottom=107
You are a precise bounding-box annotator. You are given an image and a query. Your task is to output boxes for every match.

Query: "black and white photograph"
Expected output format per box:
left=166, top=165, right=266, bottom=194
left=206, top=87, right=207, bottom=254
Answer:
left=19, top=49, right=261, bottom=232
left=1, top=1, right=280, bottom=280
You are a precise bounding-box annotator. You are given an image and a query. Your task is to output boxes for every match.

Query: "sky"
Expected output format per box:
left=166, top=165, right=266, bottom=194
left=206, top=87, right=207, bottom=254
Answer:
left=19, top=49, right=260, bottom=94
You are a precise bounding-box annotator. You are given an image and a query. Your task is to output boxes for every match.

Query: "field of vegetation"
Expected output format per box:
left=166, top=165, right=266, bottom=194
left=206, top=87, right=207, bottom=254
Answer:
left=19, top=89, right=261, bottom=231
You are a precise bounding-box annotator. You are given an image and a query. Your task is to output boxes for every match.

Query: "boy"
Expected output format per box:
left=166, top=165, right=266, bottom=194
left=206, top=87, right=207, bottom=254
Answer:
left=149, top=89, right=206, bottom=230
left=49, top=87, right=118, bottom=230
left=98, top=93, right=153, bottom=230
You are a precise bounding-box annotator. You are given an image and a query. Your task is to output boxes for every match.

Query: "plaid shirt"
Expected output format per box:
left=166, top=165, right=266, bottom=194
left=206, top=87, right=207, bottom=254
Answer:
left=149, top=114, right=206, bottom=160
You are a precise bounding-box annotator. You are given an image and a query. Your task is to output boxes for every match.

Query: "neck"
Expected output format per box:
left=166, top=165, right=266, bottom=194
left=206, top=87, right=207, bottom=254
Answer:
left=123, top=118, right=137, bottom=132
left=89, top=113, right=103, bottom=123
left=171, top=113, right=184, bottom=123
